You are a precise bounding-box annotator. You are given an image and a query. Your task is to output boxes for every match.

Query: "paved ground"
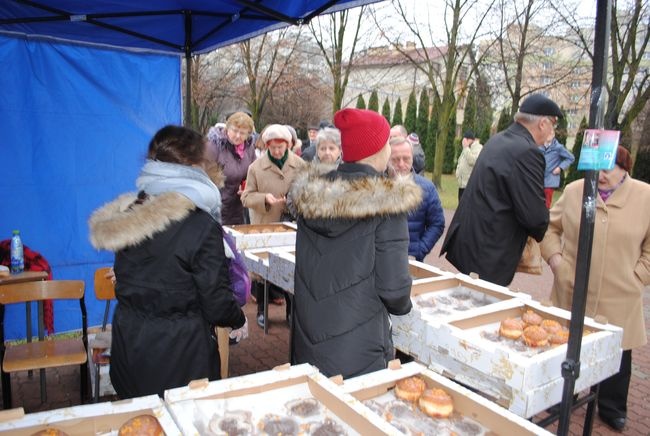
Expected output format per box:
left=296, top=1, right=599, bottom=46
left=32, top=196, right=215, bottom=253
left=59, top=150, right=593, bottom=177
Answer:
left=2, top=210, right=648, bottom=435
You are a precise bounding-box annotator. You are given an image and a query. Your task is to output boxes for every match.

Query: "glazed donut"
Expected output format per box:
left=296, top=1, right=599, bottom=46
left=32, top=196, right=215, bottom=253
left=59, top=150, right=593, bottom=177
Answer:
left=499, top=318, right=525, bottom=340
left=31, top=429, right=69, bottom=436
left=394, top=376, right=427, bottom=403
left=118, top=415, right=164, bottom=436
left=418, top=388, right=454, bottom=418
left=522, top=325, right=549, bottom=347
left=541, top=319, right=562, bottom=334
left=521, top=310, right=543, bottom=326
left=549, top=329, right=570, bottom=345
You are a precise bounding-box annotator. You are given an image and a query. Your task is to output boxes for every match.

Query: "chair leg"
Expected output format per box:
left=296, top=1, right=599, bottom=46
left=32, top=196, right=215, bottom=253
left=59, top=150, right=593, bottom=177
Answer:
left=1, top=370, right=11, bottom=410
left=80, top=362, right=89, bottom=404
left=95, top=364, right=100, bottom=403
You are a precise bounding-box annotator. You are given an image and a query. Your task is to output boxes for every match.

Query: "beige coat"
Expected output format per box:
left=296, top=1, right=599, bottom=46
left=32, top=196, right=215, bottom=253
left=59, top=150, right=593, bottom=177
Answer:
left=241, top=151, right=306, bottom=224
left=455, top=140, right=483, bottom=188
left=540, top=177, right=650, bottom=349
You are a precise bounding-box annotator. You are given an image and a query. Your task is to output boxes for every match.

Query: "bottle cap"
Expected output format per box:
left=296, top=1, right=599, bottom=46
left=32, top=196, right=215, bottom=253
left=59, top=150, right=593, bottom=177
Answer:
left=12, top=230, right=19, bottom=235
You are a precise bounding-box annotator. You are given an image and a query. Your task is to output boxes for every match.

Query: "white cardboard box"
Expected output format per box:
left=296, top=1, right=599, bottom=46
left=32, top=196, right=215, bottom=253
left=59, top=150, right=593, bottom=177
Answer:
left=341, top=361, right=553, bottom=435
left=224, top=222, right=296, bottom=250
left=164, top=363, right=400, bottom=435
left=0, top=395, right=180, bottom=435
left=410, top=300, right=623, bottom=417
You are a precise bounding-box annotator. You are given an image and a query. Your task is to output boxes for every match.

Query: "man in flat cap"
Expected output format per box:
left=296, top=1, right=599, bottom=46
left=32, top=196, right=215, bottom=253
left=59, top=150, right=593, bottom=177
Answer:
left=441, top=94, right=562, bottom=285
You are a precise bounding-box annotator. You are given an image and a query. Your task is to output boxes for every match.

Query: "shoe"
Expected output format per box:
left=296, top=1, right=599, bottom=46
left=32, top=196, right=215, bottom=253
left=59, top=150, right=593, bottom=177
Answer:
left=599, top=414, right=625, bottom=431
left=257, top=314, right=265, bottom=329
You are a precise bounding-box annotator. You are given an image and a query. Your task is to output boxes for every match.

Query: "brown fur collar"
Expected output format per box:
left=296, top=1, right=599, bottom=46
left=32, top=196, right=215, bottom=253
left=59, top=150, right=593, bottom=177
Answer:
left=290, top=164, right=422, bottom=220
left=88, top=192, right=195, bottom=252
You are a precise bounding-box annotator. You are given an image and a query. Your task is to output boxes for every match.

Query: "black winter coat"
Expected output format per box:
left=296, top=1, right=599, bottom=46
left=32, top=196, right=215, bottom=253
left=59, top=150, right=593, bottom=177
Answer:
left=441, top=122, right=549, bottom=286
left=289, top=163, right=422, bottom=378
left=89, top=192, right=245, bottom=398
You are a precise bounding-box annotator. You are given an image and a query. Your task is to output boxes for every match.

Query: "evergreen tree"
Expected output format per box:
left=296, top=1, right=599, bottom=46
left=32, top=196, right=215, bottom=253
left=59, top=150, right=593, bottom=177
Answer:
left=497, top=107, right=511, bottom=132
left=564, top=117, right=588, bottom=187
left=392, top=97, right=403, bottom=126
left=443, top=109, right=458, bottom=174
left=555, top=108, right=569, bottom=147
left=475, top=73, right=493, bottom=144
left=461, top=85, right=477, bottom=137
left=355, top=94, right=366, bottom=109
left=381, top=98, right=392, bottom=124
left=368, top=90, right=379, bottom=112
left=416, top=89, right=430, bottom=137
left=425, top=100, right=440, bottom=172
left=405, top=90, right=417, bottom=133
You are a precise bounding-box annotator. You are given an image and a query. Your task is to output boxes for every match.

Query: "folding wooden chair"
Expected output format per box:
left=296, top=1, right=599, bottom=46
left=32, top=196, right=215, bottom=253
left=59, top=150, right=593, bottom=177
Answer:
left=0, top=280, right=88, bottom=409
left=90, top=267, right=115, bottom=402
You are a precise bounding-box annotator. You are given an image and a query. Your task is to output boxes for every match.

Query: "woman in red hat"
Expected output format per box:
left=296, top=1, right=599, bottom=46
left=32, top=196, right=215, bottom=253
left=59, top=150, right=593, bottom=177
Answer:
left=289, top=109, right=422, bottom=378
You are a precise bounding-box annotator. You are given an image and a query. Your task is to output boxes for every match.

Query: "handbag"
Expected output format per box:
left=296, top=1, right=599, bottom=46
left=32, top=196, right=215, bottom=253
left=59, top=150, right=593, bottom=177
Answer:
left=516, top=237, right=543, bottom=275
left=220, top=224, right=251, bottom=306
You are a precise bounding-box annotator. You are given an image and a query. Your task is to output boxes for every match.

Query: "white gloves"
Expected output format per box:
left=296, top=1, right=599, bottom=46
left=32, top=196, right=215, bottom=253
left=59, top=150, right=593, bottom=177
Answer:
left=229, top=317, right=249, bottom=343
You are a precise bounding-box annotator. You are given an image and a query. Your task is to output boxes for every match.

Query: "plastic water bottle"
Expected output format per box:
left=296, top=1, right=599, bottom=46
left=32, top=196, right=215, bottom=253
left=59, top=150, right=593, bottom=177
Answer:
left=10, top=230, right=24, bottom=274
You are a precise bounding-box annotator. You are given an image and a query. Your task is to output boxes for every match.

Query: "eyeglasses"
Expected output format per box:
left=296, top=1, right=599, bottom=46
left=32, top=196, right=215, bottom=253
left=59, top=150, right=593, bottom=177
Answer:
left=545, top=117, right=558, bottom=129
left=228, top=127, right=251, bottom=138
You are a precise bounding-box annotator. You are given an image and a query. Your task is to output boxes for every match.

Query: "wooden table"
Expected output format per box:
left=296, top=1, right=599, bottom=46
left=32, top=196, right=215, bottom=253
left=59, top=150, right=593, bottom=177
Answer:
left=0, top=270, right=49, bottom=401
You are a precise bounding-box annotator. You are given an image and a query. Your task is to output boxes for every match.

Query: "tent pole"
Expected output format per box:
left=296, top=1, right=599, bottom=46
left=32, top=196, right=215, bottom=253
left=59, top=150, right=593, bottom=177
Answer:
left=184, top=10, right=193, bottom=127
left=556, top=0, right=611, bottom=435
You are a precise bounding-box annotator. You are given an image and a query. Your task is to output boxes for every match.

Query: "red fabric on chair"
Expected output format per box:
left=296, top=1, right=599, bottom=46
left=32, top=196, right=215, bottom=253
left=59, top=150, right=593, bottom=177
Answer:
left=0, top=240, right=55, bottom=334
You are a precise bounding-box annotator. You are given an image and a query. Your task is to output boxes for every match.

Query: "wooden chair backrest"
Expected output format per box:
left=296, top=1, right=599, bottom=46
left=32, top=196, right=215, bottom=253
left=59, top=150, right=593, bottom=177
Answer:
left=0, top=280, right=84, bottom=305
left=93, top=267, right=115, bottom=301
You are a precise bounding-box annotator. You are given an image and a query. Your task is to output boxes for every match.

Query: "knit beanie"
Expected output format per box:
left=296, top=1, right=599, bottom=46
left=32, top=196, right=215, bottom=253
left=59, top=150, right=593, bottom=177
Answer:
left=262, top=124, right=292, bottom=145
left=333, top=108, right=390, bottom=162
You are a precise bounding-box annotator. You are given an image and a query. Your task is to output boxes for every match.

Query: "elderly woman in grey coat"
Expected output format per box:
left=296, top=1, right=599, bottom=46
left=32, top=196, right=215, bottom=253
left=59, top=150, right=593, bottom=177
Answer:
left=290, top=109, right=421, bottom=378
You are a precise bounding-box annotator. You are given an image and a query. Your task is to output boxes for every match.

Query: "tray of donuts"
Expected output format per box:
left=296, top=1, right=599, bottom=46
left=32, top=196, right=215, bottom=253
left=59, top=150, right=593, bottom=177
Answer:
left=0, top=394, right=179, bottom=435
left=407, top=260, right=454, bottom=288
left=164, top=363, right=401, bottom=435
left=339, top=360, right=552, bottom=435
left=431, top=300, right=623, bottom=394
left=224, top=222, right=296, bottom=250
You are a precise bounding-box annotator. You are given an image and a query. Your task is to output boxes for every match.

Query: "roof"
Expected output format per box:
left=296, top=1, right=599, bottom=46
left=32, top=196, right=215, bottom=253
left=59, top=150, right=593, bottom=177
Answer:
left=353, top=44, right=448, bottom=67
left=0, top=0, right=382, bottom=55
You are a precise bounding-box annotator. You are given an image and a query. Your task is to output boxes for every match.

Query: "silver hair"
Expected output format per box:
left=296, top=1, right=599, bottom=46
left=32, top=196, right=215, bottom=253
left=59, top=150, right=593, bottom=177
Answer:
left=513, top=111, right=544, bottom=124
left=316, top=127, right=342, bottom=149
left=389, top=135, right=413, bottom=151
left=391, top=124, right=408, bottom=137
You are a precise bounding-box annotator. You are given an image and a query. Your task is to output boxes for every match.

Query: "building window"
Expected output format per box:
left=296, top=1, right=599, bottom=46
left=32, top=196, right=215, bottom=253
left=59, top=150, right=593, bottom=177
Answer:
left=543, top=62, right=553, bottom=70
left=543, top=47, right=555, bottom=56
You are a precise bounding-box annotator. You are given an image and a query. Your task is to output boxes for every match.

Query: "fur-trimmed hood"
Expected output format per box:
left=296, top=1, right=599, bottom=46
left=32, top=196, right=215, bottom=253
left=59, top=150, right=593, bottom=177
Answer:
left=290, top=163, right=422, bottom=220
left=89, top=192, right=196, bottom=252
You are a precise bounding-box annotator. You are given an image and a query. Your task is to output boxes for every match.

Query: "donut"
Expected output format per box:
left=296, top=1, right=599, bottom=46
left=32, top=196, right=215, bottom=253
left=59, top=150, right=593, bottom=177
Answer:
left=499, top=318, right=525, bottom=340
left=31, top=429, right=69, bottom=436
left=541, top=319, right=562, bottom=334
left=549, top=329, right=570, bottom=345
left=394, top=376, right=427, bottom=402
left=522, top=325, right=549, bottom=347
left=118, top=415, right=164, bottom=436
left=521, top=310, right=543, bottom=326
left=418, top=388, right=454, bottom=418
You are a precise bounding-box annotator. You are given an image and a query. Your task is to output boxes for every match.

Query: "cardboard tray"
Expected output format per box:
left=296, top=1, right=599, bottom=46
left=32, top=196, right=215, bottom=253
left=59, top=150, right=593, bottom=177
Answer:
left=408, top=260, right=454, bottom=288
left=417, top=300, right=623, bottom=417
left=267, top=249, right=296, bottom=293
left=164, top=363, right=399, bottom=435
left=224, top=222, right=296, bottom=250
left=391, top=274, right=526, bottom=349
left=0, top=395, right=179, bottom=435
left=340, top=361, right=553, bottom=435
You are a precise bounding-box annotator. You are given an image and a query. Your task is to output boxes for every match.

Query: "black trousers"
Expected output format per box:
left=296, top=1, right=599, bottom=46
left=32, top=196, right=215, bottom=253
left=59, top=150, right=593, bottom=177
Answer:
left=255, top=281, right=291, bottom=319
left=458, top=188, right=465, bottom=202
left=598, top=349, right=632, bottom=419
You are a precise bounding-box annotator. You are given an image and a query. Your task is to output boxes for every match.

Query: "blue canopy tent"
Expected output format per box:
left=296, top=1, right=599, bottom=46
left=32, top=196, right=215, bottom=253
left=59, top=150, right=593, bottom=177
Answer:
left=0, top=0, right=381, bottom=339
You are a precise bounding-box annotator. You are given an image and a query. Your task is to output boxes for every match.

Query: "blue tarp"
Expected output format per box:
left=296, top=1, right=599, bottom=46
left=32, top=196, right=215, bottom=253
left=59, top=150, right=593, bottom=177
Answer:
left=0, top=34, right=181, bottom=339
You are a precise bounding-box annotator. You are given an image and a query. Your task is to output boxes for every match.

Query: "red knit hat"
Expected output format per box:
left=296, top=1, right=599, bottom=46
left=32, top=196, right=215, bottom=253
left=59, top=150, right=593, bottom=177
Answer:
left=333, top=108, right=390, bottom=162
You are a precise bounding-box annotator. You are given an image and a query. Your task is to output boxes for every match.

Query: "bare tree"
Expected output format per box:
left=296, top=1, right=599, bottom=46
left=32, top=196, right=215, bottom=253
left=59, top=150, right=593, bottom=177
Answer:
left=379, top=0, right=497, bottom=187
left=239, top=28, right=302, bottom=126
left=189, top=50, right=242, bottom=133
left=308, top=7, right=368, bottom=114
left=559, top=0, right=649, bottom=148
